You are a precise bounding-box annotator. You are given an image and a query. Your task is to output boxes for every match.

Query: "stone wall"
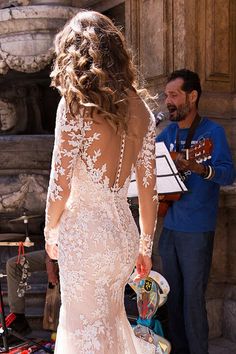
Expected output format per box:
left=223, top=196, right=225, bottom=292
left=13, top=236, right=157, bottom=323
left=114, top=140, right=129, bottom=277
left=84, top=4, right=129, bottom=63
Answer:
left=125, top=0, right=236, bottom=340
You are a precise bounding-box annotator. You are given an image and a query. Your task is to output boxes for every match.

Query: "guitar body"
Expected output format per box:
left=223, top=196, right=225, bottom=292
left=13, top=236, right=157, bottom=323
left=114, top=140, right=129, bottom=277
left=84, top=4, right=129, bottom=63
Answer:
left=158, top=193, right=181, bottom=217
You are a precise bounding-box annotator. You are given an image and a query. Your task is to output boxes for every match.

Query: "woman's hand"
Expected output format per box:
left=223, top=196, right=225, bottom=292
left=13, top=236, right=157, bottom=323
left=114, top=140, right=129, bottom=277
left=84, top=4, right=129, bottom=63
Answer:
left=45, top=242, right=59, bottom=261
left=134, top=254, right=152, bottom=282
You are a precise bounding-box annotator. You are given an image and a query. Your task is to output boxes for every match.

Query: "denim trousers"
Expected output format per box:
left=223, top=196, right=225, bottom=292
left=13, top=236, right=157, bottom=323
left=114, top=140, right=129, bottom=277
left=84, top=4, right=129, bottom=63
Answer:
left=159, top=228, right=214, bottom=354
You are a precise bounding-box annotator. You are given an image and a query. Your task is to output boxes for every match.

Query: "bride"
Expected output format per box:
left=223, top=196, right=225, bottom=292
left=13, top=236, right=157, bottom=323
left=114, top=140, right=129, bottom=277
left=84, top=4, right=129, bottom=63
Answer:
left=44, top=10, right=158, bottom=354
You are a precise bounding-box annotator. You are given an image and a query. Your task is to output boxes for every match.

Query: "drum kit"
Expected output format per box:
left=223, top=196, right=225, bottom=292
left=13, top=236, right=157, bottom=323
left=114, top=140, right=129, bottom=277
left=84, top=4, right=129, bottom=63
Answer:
left=0, top=213, right=42, bottom=352
left=0, top=213, right=42, bottom=247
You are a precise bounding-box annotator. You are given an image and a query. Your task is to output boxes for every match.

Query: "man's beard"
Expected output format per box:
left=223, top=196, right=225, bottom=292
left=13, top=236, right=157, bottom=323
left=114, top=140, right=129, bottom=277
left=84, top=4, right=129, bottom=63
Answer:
left=167, top=102, right=191, bottom=122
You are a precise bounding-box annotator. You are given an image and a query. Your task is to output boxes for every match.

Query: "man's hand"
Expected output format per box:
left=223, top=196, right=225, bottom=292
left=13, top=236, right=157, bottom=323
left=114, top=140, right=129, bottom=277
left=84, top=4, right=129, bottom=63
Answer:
left=175, top=154, right=205, bottom=175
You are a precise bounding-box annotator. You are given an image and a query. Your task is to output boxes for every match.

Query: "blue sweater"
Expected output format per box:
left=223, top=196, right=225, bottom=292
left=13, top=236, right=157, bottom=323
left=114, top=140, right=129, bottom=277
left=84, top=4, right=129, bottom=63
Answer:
left=156, top=117, right=236, bottom=232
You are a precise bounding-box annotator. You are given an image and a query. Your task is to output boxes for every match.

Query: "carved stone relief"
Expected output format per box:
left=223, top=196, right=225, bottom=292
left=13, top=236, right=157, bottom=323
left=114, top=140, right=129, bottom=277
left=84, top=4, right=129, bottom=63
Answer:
left=0, top=55, right=9, bottom=75
left=0, top=99, right=17, bottom=132
left=0, top=174, right=48, bottom=214
left=0, top=89, right=27, bottom=134
left=0, top=0, right=30, bottom=8
left=0, top=47, right=54, bottom=74
left=0, top=5, right=78, bottom=74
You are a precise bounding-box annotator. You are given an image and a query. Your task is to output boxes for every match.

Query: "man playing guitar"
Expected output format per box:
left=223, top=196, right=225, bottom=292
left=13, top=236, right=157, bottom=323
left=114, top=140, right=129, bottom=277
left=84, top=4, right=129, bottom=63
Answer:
left=156, top=69, right=235, bottom=354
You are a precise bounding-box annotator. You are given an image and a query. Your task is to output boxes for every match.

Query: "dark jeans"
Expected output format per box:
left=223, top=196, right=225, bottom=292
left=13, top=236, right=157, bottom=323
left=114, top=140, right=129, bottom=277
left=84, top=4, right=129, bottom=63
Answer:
left=159, top=228, right=214, bottom=354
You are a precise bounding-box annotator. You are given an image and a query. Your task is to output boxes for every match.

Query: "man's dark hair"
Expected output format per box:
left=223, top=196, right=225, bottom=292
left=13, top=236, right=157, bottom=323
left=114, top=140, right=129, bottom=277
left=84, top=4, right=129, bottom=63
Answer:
left=167, top=69, right=202, bottom=107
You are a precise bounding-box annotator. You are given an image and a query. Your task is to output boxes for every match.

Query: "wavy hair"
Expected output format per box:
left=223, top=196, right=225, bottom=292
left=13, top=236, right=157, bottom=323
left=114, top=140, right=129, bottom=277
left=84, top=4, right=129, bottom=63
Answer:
left=51, top=10, right=138, bottom=131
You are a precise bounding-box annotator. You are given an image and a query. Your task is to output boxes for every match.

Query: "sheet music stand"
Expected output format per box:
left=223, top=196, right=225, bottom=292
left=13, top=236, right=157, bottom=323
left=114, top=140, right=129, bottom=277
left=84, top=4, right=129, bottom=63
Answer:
left=127, top=142, right=187, bottom=198
left=155, top=142, right=187, bottom=196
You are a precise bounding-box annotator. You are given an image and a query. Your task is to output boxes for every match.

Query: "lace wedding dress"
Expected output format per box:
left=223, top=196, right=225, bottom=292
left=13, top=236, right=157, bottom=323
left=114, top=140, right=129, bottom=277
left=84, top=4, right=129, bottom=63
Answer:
left=44, top=93, right=158, bottom=354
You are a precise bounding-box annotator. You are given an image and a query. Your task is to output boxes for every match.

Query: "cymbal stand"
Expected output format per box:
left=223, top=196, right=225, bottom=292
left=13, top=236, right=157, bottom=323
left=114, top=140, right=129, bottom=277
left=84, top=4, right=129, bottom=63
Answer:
left=23, top=213, right=30, bottom=243
left=0, top=274, right=9, bottom=352
left=0, top=273, right=53, bottom=353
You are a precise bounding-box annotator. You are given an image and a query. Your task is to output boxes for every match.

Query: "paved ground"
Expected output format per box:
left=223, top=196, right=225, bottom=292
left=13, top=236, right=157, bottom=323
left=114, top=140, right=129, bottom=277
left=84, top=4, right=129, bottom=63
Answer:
left=30, top=331, right=236, bottom=354
left=4, top=330, right=236, bottom=353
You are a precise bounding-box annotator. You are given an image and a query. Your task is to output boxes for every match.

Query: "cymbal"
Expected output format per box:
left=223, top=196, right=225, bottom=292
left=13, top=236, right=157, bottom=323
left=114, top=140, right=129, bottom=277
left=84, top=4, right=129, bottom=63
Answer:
left=0, top=233, right=25, bottom=241
left=9, top=214, right=42, bottom=222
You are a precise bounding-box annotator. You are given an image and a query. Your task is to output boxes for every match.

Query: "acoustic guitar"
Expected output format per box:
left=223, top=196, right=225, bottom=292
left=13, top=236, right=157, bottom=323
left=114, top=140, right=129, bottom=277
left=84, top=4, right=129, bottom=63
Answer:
left=158, top=138, right=213, bottom=217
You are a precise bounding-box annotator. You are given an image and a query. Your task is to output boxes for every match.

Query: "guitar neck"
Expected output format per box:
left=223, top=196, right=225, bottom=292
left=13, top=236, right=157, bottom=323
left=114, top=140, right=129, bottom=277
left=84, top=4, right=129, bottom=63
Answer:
left=170, top=139, right=213, bottom=163
left=170, top=150, right=190, bottom=161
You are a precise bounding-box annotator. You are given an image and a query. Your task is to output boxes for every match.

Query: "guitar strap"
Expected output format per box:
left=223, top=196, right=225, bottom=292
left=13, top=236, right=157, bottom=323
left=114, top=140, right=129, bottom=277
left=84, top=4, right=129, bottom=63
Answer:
left=176, top=113, right=201, bottom=152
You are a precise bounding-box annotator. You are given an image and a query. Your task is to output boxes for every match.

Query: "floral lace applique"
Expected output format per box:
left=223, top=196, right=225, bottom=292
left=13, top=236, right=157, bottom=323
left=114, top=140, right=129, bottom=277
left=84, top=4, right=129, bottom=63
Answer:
left=136, top=113, right=156, bottom=187
left=46, top=99, right=158, bottom=354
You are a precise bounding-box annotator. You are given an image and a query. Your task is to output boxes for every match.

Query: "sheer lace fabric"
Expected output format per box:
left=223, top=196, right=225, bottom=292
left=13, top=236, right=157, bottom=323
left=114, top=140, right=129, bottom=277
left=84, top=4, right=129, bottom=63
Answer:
left=45, top=95, right=158, bottom=353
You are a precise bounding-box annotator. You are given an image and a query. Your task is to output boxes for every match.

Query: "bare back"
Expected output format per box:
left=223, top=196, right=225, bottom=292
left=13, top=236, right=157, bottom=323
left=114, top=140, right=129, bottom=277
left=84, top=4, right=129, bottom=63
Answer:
left=44, top=89, right=158, bottom=354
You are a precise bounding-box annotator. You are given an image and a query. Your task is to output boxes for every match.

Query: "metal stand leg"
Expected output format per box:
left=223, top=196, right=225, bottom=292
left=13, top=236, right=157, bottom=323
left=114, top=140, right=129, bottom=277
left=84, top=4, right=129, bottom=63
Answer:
left=0, top=276, right=9, bottom=352
left=0, top=274, right=53, bottom=353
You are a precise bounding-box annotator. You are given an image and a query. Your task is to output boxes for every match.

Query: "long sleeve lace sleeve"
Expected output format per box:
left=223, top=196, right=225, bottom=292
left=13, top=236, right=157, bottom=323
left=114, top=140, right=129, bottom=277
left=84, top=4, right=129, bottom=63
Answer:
left=44, top=98, right=83, bottom=245
left=135, top=112, right=158, bottom=257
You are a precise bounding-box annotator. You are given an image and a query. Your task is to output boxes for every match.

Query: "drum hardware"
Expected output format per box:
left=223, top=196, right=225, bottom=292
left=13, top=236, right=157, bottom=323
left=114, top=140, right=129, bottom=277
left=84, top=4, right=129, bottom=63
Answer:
left=0, top=213, right=51, bottom=352
left=0, top=212, right=41, bottom=248
left=0, top=238, right=34, bottom=247
left=0, top=273, right=53, bottom=353
left=0, top=274, right=9, bottom=352
left=9, top=214, right=41, bottom=223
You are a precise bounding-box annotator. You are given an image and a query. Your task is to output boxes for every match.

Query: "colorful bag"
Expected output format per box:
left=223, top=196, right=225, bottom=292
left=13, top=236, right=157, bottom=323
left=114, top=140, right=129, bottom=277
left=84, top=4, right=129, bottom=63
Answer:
left=128, top=271, right=171, bottom=354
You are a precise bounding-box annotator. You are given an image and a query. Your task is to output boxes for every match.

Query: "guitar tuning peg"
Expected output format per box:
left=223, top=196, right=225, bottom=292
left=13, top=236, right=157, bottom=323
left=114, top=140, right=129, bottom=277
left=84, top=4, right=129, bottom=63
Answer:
left=203, top=157, right=208, bottom=162
left=207, top=156, right=211, bottom=160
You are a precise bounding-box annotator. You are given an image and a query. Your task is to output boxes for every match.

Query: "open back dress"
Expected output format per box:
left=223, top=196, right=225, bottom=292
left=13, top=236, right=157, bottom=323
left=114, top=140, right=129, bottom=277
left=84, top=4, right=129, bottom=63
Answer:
left=45, top=92, right=158, bottom=354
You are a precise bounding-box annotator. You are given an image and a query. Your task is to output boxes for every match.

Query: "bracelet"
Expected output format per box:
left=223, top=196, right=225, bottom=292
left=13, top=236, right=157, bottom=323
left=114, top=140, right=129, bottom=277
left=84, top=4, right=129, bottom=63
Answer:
left=139, top=233, right=153, bottom=257
left=204, top=165, right=215, bottom=180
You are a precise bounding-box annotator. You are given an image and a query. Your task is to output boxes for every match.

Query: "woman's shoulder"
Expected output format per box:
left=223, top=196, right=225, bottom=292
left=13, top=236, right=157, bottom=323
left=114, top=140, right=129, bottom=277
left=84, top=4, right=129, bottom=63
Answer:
left=127, top=88, right=152, bottom=121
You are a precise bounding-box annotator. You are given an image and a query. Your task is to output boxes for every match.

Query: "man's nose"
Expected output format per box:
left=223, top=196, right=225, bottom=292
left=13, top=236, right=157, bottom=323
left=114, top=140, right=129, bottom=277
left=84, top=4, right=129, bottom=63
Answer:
left=165, top=96, right=171, bottom=105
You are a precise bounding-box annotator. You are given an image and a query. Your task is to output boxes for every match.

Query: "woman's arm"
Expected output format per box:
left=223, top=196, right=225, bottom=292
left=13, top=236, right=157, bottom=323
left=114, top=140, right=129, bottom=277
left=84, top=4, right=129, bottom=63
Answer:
left=135, top=109, right=158, bottom=279
left=44, top=98, right=83, bottom=250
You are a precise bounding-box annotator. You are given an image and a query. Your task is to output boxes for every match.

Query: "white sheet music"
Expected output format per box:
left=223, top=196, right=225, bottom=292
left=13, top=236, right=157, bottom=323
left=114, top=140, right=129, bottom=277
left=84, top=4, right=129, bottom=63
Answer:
left=128, top=142, right=187, bottom=197
left=156, top=142, right=187, bottom=194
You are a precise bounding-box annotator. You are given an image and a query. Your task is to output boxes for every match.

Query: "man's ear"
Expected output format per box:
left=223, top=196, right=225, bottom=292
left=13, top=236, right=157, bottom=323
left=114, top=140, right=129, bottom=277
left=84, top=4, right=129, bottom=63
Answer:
left=190, top=90, right=198, bottom=104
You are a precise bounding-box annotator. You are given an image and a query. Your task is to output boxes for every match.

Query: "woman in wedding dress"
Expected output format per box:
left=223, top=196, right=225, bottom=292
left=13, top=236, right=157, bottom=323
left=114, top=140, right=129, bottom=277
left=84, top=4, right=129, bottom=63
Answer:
left=44, top=10, right=158, bottom=354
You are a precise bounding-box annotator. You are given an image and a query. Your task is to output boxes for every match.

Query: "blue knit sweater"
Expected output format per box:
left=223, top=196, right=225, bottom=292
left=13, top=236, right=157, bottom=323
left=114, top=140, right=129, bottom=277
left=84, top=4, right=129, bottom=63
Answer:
left=156, top=117, right=236, bottom=232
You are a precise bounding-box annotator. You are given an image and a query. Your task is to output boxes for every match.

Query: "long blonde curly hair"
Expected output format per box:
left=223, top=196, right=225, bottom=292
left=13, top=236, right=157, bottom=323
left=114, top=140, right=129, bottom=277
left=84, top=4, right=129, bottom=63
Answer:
left=51, top=10, right=138, bottom=131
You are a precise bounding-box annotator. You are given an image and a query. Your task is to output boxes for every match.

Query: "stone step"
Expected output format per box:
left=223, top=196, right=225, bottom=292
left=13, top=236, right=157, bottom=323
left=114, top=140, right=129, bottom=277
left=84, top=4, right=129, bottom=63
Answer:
left=3, top=288, right=47, bottom=310
left=2, top=303, right=46, bottom=331
left=2, top=281, right=48, bottom=331
left=2, top=275, right=59, bottom=332
left=2, top=287, right=236, bottom=353
left=209, top=337, right=236, bottom=354
left=28, top=314, right=44, bottom=331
